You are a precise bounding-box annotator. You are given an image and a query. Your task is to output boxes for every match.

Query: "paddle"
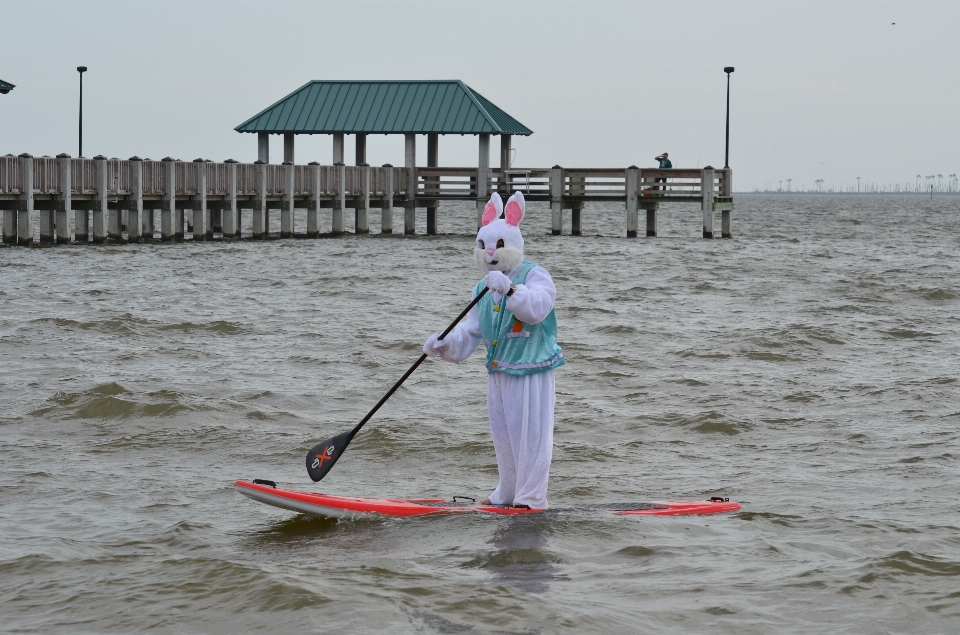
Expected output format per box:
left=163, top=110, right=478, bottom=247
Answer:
left=306, top=286, right=490, bottom=482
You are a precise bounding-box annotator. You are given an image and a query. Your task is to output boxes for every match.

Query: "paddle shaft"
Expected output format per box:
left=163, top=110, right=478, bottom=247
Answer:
left=345, top=286, right=489, bottom=442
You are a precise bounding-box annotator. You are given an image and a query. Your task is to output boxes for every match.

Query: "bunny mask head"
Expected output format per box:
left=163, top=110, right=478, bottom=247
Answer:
left=474, top=191, right=525, bottom=274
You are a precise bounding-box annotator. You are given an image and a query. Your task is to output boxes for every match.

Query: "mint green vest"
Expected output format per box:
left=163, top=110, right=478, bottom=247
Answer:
left=472, top=261, right=565, bottom=376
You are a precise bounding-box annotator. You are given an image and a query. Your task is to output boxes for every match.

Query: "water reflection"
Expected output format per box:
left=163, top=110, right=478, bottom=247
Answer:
left=481, top=513, right=568, bottom=594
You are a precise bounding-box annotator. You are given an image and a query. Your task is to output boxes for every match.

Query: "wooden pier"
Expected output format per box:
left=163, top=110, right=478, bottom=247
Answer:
left=0, top=154, right=733, bottom=244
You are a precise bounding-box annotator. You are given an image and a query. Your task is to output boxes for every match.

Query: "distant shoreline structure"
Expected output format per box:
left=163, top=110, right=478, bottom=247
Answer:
left=738, top=190, right=960, bottom=196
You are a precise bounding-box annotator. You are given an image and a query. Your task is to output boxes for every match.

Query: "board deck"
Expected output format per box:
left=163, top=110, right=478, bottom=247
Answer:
left=235, top=480, right=742, bottom=518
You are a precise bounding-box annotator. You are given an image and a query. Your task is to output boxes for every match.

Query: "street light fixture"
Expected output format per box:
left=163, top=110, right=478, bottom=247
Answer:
left=723, top=67, right=734, bottom=169
left=77, top=66, right=87, bottom=157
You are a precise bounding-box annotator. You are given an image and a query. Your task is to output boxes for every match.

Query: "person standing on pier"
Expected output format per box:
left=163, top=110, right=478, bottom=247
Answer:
left=423, top=191, right=564, bottom=510
left=655, top=152, right=672, bottom=190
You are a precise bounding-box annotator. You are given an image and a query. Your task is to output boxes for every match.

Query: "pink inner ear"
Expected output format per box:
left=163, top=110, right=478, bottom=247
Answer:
left=505, top=201, right=523, bottom=226
left=481, top=202, right=498, bottom=226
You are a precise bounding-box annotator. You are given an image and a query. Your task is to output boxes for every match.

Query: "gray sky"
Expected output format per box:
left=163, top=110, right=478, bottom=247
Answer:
left=0, top=0, right=956, bottom=190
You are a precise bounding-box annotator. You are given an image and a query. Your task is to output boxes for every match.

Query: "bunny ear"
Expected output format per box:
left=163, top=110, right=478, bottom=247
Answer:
left=481, top=192, right=503, bottom=226
left=505, top=191, right=525, bottom=226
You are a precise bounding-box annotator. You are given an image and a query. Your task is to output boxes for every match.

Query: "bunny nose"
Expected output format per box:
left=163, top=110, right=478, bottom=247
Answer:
left=486, top=247, right=495, bottom=256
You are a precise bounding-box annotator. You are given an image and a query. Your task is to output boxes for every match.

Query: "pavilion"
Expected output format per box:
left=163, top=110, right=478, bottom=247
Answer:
left=234, top=79, right=531, bottom=176
left=0, top=79, right=15, bottom=95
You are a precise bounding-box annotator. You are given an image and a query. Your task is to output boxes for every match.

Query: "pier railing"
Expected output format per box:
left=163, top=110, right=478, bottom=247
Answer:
left=1, top=154, right=732, bottom=243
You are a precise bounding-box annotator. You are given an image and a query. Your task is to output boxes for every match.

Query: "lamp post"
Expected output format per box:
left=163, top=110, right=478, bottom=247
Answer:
left=77, top=66, right=87, bottom=157
left=723, top=67, right=734, bottom=169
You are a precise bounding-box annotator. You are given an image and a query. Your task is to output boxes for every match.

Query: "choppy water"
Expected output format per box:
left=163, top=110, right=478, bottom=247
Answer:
left=1, top=195, right=959, bottom=634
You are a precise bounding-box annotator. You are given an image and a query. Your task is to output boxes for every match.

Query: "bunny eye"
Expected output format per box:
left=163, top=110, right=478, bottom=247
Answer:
left=477, top=239, right=485, bottom=249
left=496, top=239, right=505, bottom=249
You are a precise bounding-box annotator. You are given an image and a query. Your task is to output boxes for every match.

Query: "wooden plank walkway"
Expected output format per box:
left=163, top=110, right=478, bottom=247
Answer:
left=0, top=154, right=733, bottom=244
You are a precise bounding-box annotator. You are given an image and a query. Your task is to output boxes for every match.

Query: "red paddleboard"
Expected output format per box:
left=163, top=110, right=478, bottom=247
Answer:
left=235, top=480, right=741, bottom=519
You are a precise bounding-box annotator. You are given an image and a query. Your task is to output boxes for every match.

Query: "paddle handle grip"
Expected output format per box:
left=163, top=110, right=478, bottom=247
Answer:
left=348, top=287, right=489, bottom=439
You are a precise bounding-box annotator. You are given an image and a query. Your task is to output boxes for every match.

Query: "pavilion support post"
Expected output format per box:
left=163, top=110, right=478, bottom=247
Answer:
left=18, top=154, right=34, bottom=245
left=258, top=133, right=269, bottom=163
left=93, top=156, right=108, bottom=244
left=499, top=134, right=512, bottom=197
left=253, top=161, right=267, bottom=239
left=307, top=162, right=320, bottom=238
left=333, top=133, right=344, bottom=164
left=161, top=158, right=176, bottom=241
left=333, top=162, right=345, bottom=234
left=426, top=133, right=438, bottom=235
left=721, top=168, right=733, bottom=238
left=381, top=164, right=394, bottom=234
left=477, top=134, right=490, bottom=228
left=283, top=133, right=294, bottom=164
left=626, top=165, right=639, bottom=238
left=702, top=166, right=715, bottom=239
left=193, top=160, right=207, bottom=241
left=572, top=206, right=582, bottom=236
left=550, top=165, right=562, bottom=236
left=127, top=158, right=143, bottom=243
left=355, top=134, right=366, bottom=166
left=281, top=161, right=294, bottom=238
left=404, top=133, right=416, bottom=235
left=223, top=160, right=239, bottom=238
left=56, top=154, right=73, bottom=244
left=356, top=163, right=370, bottom=234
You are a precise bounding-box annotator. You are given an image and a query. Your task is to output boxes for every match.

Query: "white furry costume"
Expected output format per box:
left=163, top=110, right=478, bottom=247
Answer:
left=424, top=192, right=562, bottom=509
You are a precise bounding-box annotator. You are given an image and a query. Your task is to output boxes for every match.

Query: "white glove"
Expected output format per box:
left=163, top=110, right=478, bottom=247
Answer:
left=485, top=270, right=512, bottom=295
left=423, top=333, right=450, bottom=357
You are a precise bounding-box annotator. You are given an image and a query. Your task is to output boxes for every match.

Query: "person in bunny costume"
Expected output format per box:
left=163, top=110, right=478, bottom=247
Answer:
left=423, top=191, right=564, bottom=509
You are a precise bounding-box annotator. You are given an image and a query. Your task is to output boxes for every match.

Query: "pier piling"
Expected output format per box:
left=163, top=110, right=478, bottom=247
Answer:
left=550, top=166, right=562, bottom=236
left=356, top=163, right=370, bottom=234
left=626, top=166, right=639, bottom=238
left=224, top=160, right=239, bottom=238
left=381, top=164, right=394, bottom=234
left=307, top=162, right=320, bottom=238
left=57, top=154, right=72, bottom=244
left=253, top=161, right=267, bottom=239
left=281, top=162, right=294, bottom=238
left=645, top=204, right=658, bottom=237
left=18, top=154, right=34, bottom=245
left=192, top=159, right=207, bottom=241
left=161, top=158, right=176, bottom=241
left=702, top=166, right=715, bottom=239
left=333, top=162, right=345, bottom=234
left=93, top=156, right=108, bottom=243
left=127, top=157, right=143, bottom=243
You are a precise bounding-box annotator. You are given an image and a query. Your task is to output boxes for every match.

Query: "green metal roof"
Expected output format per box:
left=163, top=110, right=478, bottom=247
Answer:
left=0, top=79, right=14, bottom=94
left=235, top=81, right=532, bottom=136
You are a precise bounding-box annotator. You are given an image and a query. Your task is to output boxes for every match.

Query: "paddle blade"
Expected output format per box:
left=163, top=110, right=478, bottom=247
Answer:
left=305, top=431, right=352, bottom=482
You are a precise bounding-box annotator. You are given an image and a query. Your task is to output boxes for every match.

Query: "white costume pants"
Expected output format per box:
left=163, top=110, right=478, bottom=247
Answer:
left=486, top=369, right=555, bottom=509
